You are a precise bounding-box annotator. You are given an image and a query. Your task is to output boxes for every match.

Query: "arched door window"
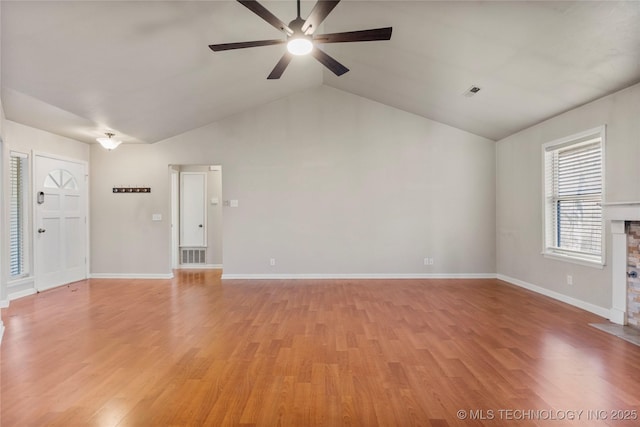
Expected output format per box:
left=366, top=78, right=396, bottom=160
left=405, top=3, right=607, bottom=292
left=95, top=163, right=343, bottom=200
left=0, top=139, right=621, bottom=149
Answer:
left=44, top=169, right=78, bottom=190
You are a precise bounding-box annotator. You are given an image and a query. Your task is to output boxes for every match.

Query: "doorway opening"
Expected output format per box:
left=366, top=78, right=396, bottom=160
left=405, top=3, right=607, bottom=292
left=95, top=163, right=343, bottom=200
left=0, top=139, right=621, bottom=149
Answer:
left=170, top=165, right=223, bottom=270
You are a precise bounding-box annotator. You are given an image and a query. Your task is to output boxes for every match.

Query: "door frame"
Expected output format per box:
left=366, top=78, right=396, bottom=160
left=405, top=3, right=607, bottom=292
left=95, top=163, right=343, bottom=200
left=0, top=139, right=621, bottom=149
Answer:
left=170, top=164, right=223, bottom=270
left=170, top=168, right=179, bottom=269
left=33, top=151, right=89, bottom=291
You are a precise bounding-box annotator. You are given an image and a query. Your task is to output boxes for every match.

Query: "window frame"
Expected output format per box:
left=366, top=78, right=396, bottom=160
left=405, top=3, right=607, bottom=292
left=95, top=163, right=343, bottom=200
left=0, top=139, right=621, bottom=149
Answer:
left=541, top=125, right=606, bottom=268
left=8, top=151, right=30, bottom=279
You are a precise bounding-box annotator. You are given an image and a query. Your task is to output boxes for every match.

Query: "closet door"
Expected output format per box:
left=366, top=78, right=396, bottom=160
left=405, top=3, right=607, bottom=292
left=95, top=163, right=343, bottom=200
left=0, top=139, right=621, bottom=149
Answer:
left=180, top=172, right=207, bottom=247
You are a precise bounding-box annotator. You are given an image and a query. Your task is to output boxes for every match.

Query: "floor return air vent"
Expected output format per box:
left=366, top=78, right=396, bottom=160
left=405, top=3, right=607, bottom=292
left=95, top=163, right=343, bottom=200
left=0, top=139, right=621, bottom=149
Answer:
left=181, top=248, right=206, bottom=265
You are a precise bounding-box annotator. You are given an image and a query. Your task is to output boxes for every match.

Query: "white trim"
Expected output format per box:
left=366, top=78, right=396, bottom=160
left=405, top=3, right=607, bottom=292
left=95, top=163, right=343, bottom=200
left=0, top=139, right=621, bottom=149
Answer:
left=9, top=150, right=28, bottom=159
left=541, top=125, right=606, bottom=267
left=170, top=168, right=179, bottom=269
left=609, top=219, right=629, bottom=325
left=604, top=203, right=640, bottom=222
left=1, top=138, right=4, bottom=344
left=542, top=125, right=606, bottom=152
left=542, top=252, right=605, bottom=269
left=497, top=274, right=609, bottom=319
left=602, top=201, right=640, bottom=207
left=89, top=273, right=174, bottom=280
left=221, top=273, right=497, bottom=280
left=178, top=264, right=223, bottom=270
left=0, top=299, right=9, bottom=308
left=8, top=287, right=36, bottom=301
left=7, top=151, right=31, bottom=280
left=7, top=275, right=34, bottom=288
left=610, top=308, right=626, bottom=325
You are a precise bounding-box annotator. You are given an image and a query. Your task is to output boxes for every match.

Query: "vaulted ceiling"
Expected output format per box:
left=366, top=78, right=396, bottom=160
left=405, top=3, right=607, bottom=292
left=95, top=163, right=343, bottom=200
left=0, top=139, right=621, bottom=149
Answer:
left=2, top=1, right=640, bottom=145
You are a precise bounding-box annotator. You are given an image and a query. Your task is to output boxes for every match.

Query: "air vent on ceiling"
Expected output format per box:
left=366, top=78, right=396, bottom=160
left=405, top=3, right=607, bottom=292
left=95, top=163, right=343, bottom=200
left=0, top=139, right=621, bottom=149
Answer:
left=463, top=85, right=482, bottom=97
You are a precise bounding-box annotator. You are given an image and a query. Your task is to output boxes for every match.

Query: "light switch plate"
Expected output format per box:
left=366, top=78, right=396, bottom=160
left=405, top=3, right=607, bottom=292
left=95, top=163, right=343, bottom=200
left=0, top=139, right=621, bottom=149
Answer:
left=152, top=214, right=162, bottom=221
left=230, top=200, right=239, bottom=208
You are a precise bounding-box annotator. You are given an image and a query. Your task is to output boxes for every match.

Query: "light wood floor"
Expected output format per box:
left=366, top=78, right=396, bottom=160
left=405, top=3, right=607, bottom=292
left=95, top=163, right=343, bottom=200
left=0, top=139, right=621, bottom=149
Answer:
left=2, top=271, right=640, bottom=426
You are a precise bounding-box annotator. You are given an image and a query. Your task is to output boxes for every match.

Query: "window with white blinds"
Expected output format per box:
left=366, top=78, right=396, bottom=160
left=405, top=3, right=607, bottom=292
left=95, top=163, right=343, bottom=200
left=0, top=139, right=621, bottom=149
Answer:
left=9, top=153, right=28, bottom=277
left=543, top=127, right=605, bottom=266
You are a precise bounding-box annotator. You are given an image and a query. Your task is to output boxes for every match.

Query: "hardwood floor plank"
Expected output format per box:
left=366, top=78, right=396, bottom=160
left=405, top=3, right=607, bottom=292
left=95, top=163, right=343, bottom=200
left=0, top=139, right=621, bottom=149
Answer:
left=3, top=273, right=640, bottom=426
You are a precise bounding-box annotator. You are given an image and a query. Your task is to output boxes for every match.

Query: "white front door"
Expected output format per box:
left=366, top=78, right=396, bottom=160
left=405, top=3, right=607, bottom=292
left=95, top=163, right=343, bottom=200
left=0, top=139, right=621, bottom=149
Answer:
left=35, top=155, right=87, bottom=291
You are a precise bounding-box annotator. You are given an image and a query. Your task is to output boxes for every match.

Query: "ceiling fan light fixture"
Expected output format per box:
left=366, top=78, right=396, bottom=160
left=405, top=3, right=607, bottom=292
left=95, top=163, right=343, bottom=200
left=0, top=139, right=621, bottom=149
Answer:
left=287, top=37, right=313, bottom=55
left=208, top=0, right=392, bottom=79
left=96, top=132, right=122, bottom=150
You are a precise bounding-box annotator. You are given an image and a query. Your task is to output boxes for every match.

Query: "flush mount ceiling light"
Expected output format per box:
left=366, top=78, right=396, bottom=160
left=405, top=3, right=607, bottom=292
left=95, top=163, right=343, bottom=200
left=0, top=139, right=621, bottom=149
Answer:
left=96, top=132, right=122, bottom=150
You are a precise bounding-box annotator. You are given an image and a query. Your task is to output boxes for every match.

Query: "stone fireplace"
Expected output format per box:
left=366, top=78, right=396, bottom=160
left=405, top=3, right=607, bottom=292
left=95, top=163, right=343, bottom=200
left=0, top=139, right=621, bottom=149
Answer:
left=605, top=202, right=640, bottom=325
left=627, top=222, right=640, bottom=327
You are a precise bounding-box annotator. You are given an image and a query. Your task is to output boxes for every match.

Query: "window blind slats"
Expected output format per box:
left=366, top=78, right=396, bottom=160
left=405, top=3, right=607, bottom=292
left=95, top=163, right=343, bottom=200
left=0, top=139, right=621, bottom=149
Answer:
left=9, top=155, right=26, bottom=277
left=545, top=135, right=603, bottom=262
left=9, top=155, right=27, bottom=277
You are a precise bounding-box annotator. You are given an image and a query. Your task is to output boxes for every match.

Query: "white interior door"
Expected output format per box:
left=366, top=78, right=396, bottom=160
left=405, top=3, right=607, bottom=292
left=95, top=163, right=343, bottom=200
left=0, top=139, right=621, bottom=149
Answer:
left=180, top=172, right=207, bottom=247
left=171, top=169, right=179, bottom=268
left=35, top=155, right=87, bottom=291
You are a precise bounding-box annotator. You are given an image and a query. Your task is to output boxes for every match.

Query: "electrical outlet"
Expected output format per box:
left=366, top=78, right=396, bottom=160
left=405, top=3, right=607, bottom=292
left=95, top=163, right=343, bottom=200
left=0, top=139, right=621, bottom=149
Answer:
left=424, top=257, right=434, bottom=266
left=566, top=274, right=573, bottom=285
left=270, top=258, right=276, bottom=266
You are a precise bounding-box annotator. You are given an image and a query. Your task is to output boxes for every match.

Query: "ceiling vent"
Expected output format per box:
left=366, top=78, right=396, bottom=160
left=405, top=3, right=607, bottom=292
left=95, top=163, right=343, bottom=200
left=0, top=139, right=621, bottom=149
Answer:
left=463, top=85, right=482, bottom=98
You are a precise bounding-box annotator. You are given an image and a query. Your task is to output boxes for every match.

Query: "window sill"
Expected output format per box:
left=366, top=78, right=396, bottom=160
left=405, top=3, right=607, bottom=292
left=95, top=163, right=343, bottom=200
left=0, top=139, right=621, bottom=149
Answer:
left=7, top=275, right=34, bottom=288
left=543, top=251, right=604, bottom=269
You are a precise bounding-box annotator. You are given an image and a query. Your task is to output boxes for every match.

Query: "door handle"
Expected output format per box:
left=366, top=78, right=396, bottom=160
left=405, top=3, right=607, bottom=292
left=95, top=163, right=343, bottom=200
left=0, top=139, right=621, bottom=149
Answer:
left=198, top=224, right=203, bottom=228
left=38, top=228, right=46, bottom=234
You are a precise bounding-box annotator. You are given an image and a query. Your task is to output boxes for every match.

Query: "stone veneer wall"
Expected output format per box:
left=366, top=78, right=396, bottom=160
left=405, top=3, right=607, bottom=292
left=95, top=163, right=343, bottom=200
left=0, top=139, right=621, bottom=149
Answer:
left=627, top=222, right=640, bottom=327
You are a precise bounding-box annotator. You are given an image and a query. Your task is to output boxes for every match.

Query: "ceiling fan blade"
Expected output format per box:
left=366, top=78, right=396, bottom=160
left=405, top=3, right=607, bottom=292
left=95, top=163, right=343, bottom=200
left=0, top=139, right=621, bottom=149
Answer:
left=302, top=0, right=341, bottom=35
left=209, top=39, right=285, bottom=52
left=314, top=27, right=393, bottom=44
left=311, top=47, right=349, bottom=76
left=238, top=0, right=293, bottom=36
left=267, top=52, right=293, bottom=79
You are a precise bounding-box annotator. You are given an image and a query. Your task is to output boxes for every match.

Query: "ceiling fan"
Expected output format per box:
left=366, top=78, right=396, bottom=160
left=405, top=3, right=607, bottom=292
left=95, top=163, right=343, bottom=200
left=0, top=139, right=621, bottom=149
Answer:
left=208, top=0, right=392, bottom=79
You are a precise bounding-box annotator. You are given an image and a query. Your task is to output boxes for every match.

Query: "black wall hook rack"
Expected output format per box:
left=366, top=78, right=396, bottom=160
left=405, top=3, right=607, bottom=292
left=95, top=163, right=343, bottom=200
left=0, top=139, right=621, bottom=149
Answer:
left=113, top=187, right=151, bottom=193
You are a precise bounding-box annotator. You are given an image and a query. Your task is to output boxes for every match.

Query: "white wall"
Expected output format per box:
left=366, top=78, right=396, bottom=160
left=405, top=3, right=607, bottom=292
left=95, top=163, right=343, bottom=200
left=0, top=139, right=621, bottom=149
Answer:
left=90, top=143, right=171, bottom=277
left=1, top=120, right=89, bottom=298
left=2, top=120, right=90, bottom=160
left=496, top=82, right=640, bottom=315
left=91, top=87, right=495, bottom=276
left=90, top=86, right=496, bottom=277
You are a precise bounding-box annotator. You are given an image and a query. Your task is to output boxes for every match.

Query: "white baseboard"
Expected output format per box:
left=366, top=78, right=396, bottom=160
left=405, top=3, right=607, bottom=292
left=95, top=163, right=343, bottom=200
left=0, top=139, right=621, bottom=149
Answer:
left=221, top=273, right=497, bottom=280
left=89, top=273, right=174, bottom=280
left=0, top=299, right=9, bottom=308
left=497, top=274, right=610, bottom=319
left=0, top=322, right=4, bottom=344
left=177, top=264, right=223, bottom=270
left=9, top=288, right=37, bottom=301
